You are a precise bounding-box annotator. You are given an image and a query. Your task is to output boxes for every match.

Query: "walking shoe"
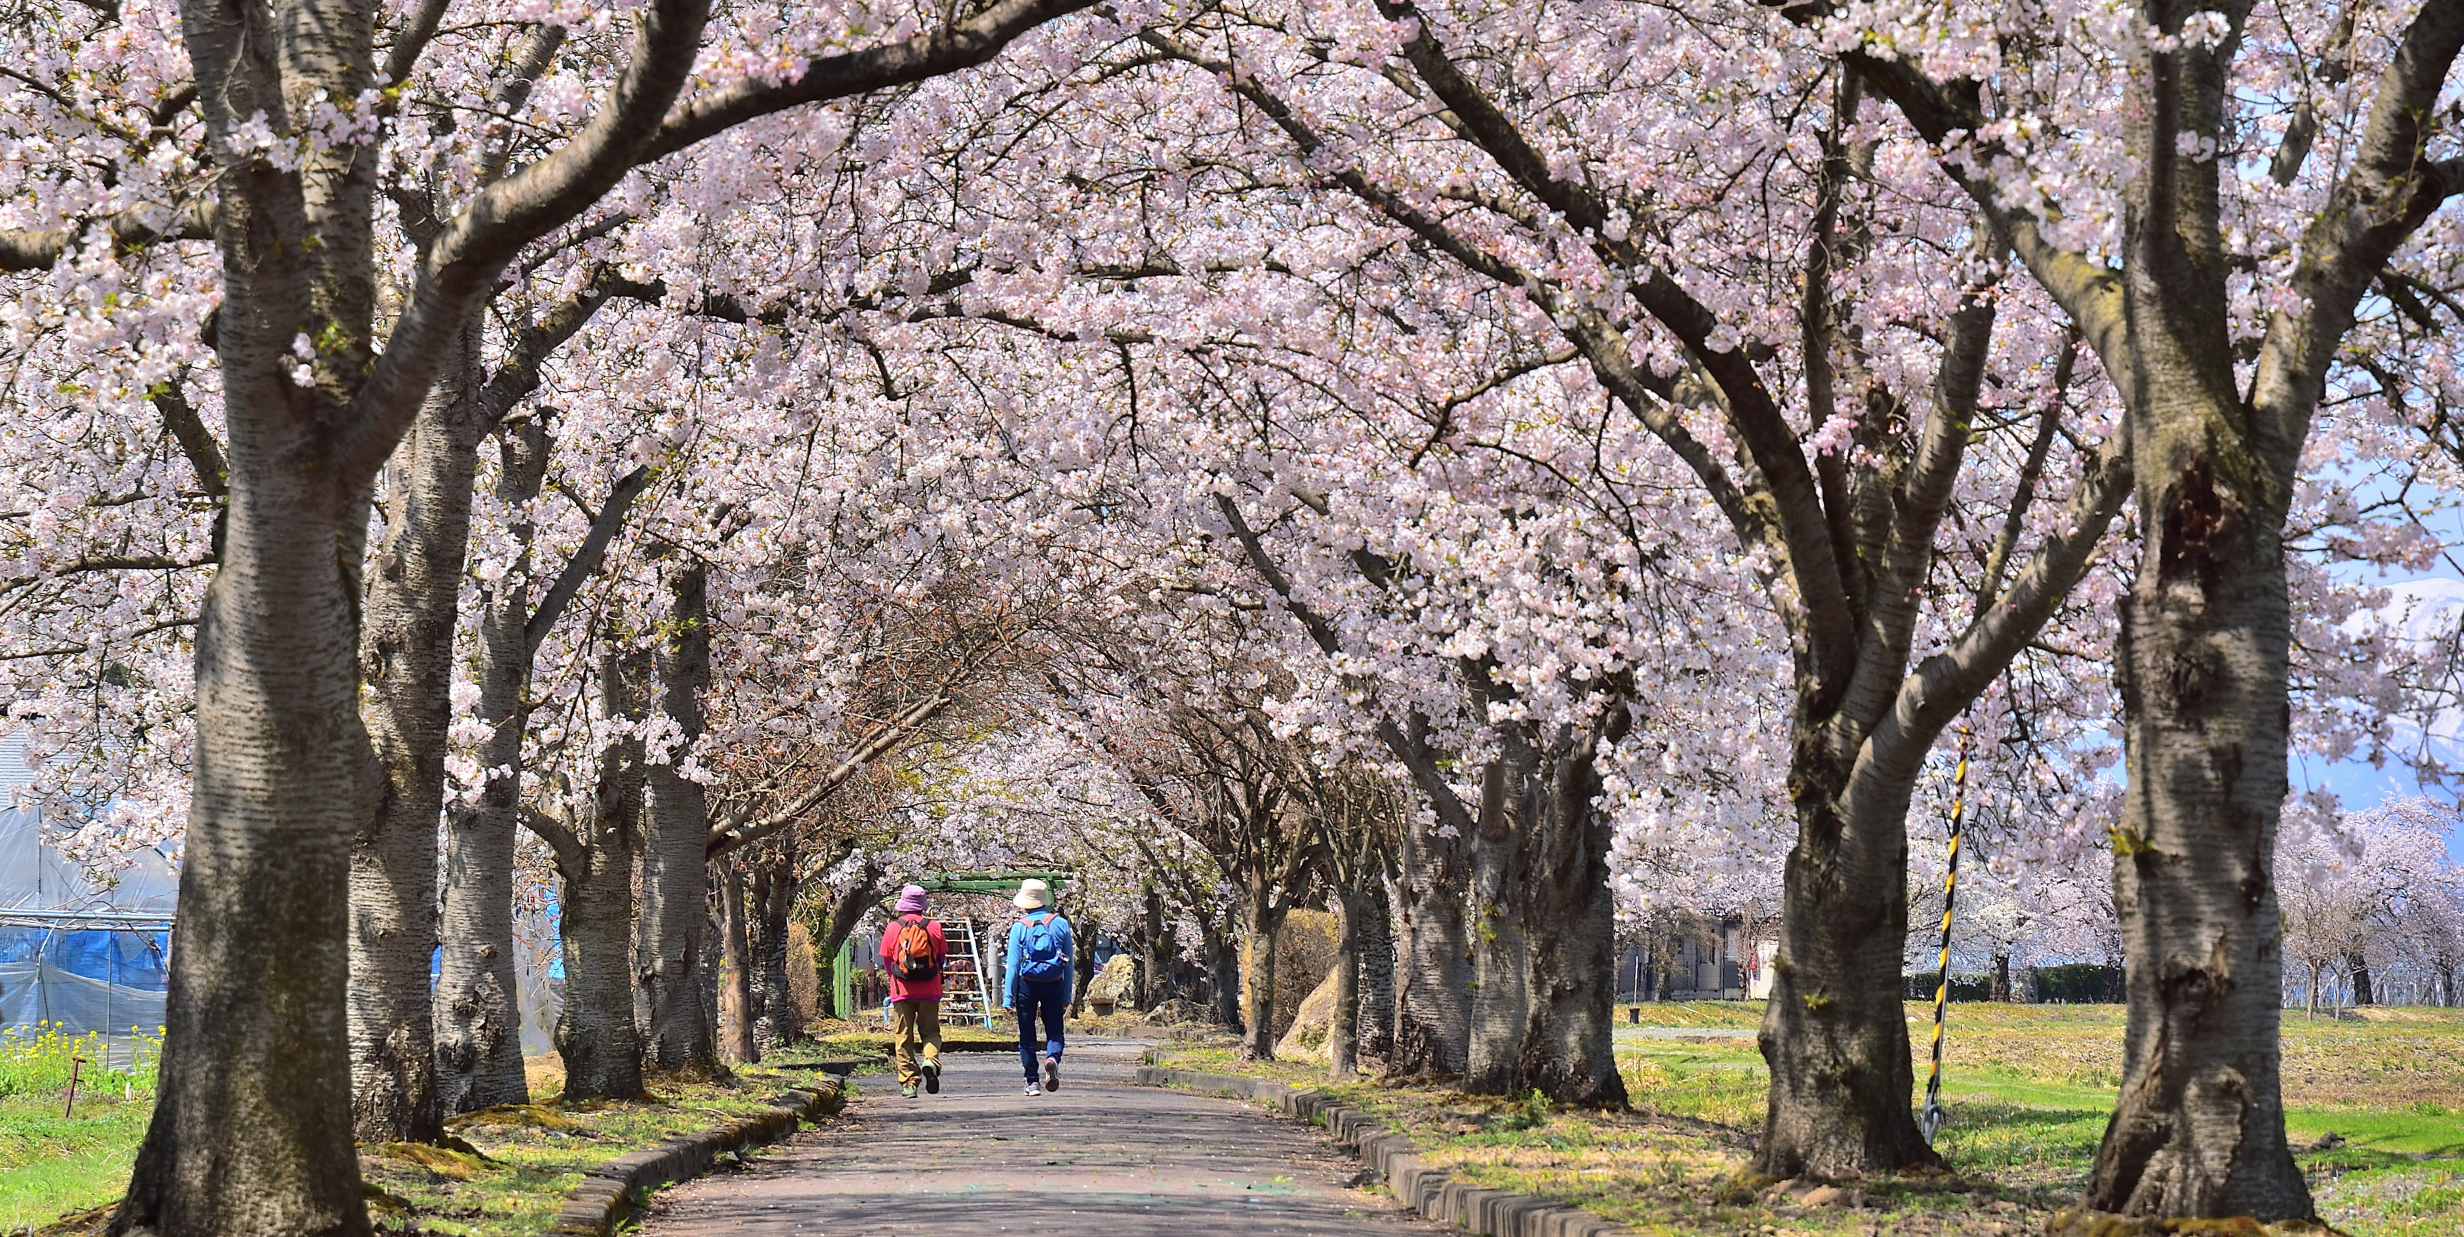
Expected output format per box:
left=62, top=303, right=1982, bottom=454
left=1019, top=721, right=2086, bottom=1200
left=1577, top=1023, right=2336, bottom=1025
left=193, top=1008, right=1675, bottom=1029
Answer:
left=922, top=1058, right=940, bottom=1094
left=1023, top=1081, right=1042, bottom=1096
left=901, top=1083, right=919, bottom=1099
left=1042, top=1054, right=1061, bottom=1093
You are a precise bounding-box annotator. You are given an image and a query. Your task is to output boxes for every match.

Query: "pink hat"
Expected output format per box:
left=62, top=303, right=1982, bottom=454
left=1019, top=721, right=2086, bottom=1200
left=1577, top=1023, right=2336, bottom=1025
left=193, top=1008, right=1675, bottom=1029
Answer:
left=895, top=884, right=928, bottom=914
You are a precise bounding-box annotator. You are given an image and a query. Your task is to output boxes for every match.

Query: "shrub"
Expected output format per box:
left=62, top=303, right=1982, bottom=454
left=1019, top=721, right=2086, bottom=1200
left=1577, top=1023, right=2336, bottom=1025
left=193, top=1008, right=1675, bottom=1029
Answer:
left=2031, top=963, right=2124, bottom=1004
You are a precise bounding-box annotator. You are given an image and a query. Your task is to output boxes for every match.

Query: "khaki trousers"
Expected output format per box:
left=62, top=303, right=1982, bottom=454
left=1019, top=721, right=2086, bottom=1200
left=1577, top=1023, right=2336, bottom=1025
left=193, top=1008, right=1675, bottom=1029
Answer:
left=891, top=998, right=942, bottom=1087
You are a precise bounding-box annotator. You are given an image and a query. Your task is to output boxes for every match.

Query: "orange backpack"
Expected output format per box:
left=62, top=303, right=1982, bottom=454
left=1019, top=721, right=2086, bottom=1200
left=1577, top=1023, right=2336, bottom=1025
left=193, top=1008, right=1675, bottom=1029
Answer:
left=890, top=914, right=938, bottom=982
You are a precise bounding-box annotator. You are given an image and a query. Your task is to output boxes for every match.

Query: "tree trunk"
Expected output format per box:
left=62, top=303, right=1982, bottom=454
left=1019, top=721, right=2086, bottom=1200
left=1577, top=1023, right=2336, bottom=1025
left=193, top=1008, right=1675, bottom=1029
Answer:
left=1464, top=755, right=1531, bottom=1094
left=746, top=850, right=800, bottom=1055
left=636, top=562, right=717, bottom=1074
left=1238, top=887, right=1288, bottom=1061
left=1071, top=918, right=1098, bottom=1018
left=1992, top=954, right=2013, bottom=1003
left=718, top=858, right=756, bottom=1064
left=816, top=869, right=885, bottom=1019
left=1516, top=718, right=1628, bottom=1108
left=1755, top=772, right=1939, bottom=1179
left=2349, top=955, right=2374, bottom=1007
left=112, top=459, right=374, bottom=1237
left=2084, top=450, right=2309, bottom=1219
left=434, top=414, right=549, bottom=1115
left=1138, top=887, right=1177, bottom=1010
left=1390, top=806, right=1470, bottom=1078
left=1329, top=889, right=1365, bottom=1079
left=554, top=651, right=649, bottom=1101
left=349, top=320, right=487, bottom=1144
left=1357, top=876, right=1396, bottom=1063
left=1204, top=924, right=1243, bottom=1030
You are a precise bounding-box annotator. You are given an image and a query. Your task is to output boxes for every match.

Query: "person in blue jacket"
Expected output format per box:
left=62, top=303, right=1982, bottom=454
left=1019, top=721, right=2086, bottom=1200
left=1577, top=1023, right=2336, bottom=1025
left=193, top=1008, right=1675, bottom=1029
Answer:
left=1000, top=878, right=1073, bottom=1095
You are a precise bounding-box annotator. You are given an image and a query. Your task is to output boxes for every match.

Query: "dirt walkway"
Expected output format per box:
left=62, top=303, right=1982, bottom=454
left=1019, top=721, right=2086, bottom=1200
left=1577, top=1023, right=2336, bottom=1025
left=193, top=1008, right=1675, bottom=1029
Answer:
left=638, top=1036, right=1447, bottom=1237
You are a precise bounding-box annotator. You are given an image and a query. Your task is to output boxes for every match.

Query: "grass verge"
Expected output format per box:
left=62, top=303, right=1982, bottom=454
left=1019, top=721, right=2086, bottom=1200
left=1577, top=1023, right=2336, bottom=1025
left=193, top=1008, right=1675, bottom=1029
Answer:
left=2, top=1052, right=849, bottom=1236
left=1153, top=1002, right=2464, bottom=1237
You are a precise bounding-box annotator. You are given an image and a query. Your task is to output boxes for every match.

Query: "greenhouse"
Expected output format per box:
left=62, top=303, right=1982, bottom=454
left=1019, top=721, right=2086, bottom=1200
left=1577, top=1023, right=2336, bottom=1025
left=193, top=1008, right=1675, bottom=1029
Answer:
left=0, top=736, right=174, bottom=1066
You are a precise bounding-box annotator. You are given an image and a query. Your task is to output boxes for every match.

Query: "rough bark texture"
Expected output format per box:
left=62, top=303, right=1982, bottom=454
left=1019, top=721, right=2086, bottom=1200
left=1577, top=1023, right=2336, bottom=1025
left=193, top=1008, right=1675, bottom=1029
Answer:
left=1756, top=778, right=1936, bottom=1179
left=1390, top=811, right=1470, bottom=1078
left=1138, top=887, right=1178, bottom=1010
left=2087, top=472, right=2306, bottom=1217
left=553, top=652, right=650, bottom=1102
left=113, top=448, right=376, bottom=1237
left=745, top=850, right=800, bottom=1055
left=1827, top=0, right=2464, bottom=1215
left=110, top=17, right=380, bottom=1221
left=349, top=320, right=487, bottom=1144
left=434, top=415, right=548, bottom=1115
left=1072, top=919, right=1099, bottom=1017
left=1464, top=755, right=1530, bottom=1095
left=1328, top=889, right=1365, bottom=1079
left=636, top=562, right=717, bottom=1073
left=717, top=859, right=756, bottom=1064
left=82, top=0, right=1095, bottom=1225
left=1205, top=925, right=1243, bottom=1030
left=1516, top=716, right=1629, bottom=1109
left=1238, top=892, right=1288, bottom=1061
left=1357, top=877, right=1396, bottom=1062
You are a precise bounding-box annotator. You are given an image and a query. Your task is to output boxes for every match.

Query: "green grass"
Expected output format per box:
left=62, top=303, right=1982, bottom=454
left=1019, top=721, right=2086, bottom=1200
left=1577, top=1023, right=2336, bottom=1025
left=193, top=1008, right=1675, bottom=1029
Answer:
left=0, top=1023, right=162, bottom=1228
left=358, top=1078, right=819, bottom=1237
left=0, top=1044, right=847, bottom=1236
left=0, top=1095, right=152, bottom=1230
left=1159, top=1002, right=2464, bottom=1236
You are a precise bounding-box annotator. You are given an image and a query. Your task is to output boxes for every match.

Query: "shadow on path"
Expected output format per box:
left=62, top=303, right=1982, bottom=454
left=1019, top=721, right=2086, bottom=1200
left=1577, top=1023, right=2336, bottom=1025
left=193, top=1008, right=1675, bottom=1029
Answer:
left=640, top=1037, right=1444, bottom=1237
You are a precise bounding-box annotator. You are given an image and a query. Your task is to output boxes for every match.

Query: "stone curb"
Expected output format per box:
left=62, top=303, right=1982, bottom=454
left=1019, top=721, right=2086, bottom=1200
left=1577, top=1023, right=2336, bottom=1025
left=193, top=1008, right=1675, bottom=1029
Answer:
left=546, top=1078, right=845, bottom=1236
left=1133, top=1066, right=1630, bottom=1237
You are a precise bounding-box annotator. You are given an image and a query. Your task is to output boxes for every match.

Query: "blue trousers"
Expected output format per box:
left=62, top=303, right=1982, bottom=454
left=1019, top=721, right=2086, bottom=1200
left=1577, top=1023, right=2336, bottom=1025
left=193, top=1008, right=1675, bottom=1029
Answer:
left=1015, top=977, right=1068, bottom=1079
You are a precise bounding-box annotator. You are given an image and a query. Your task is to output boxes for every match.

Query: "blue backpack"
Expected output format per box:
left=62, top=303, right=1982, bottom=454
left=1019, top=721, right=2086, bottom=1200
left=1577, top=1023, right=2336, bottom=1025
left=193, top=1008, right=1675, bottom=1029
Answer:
left=1016, top=912, right=1070, bottom=981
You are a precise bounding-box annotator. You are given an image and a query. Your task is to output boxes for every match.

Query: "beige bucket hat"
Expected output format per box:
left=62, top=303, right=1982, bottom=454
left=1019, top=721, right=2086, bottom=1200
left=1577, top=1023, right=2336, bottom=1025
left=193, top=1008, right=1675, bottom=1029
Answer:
left=1013, top=877, right=1052, bottom=910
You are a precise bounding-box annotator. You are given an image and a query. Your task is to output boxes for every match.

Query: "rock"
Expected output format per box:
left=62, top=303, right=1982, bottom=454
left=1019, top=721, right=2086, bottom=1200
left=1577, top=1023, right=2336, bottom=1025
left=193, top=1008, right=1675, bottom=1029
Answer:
left=1799, top=1185, right=1845, bottom=1208
left=2307, top=1131, right=2345, bottom=1151
left=1274, top=967, right=1341, bottom=1059
left=1147, top=996, right=1205, bottom=1025
left=1086, top=954, right=1138, bottom=1005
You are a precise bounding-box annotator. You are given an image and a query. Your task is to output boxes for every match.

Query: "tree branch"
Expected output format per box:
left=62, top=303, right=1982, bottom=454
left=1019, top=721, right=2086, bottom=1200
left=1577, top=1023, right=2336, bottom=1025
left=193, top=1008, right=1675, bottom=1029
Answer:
left=151, top=373, right=228, bottom=501
left=383, top=0, right=456, bottom=84
left=1857, top=424, right=2132, bottom=796
left=0, top=199, right=217, bottom=273
left=520, top=805, right=583, bottom=863
left=1977, top=330, right=2078, bottom=613
left=706, top=691, right=956, bottom=859
left=1212, top=491, right=1477, bottom=838
left=640, top=0, right=1099, bottom=162
left=1829, top=232, right=2001, bottom=744
left=482, top=264, right=622, bottom=422
left=339, top=0, right=718, bottom=488
left=1767, top=1, right=2129, bottom=369
left=2250, top=0, right=2464, bottom=455
left=524, top=464, right=654, bottom=654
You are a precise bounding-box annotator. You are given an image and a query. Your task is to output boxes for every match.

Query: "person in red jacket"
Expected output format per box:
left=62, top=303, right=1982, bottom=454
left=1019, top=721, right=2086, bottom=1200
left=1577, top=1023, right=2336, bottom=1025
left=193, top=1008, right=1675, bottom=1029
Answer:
left=878, top=884, right=949, bottom=1098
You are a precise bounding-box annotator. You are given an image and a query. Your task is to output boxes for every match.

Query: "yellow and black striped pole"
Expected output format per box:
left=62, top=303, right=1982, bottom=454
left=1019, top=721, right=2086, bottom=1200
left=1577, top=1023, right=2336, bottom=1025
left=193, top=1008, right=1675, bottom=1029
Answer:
left=1920, top=727, right=1971, bottom=1143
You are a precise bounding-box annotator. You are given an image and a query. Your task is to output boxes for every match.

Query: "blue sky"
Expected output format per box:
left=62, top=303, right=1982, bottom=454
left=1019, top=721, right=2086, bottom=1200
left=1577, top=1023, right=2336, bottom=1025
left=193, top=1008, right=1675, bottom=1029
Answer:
left=2303, top=571, right=2464, bottom=861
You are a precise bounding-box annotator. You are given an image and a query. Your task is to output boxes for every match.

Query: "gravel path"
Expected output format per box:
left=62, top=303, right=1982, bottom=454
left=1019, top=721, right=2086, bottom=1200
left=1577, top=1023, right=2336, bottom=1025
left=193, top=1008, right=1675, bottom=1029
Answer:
left=637, top=1036, right=1448, bottom=1237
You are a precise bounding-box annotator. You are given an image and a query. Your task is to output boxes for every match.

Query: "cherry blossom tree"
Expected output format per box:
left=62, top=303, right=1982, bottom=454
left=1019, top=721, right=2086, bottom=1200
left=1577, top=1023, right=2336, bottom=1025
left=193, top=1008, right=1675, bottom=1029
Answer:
left=0, top=0, right=1100, bottom=1224
left=1789, top=0, right=2464, bottom=1216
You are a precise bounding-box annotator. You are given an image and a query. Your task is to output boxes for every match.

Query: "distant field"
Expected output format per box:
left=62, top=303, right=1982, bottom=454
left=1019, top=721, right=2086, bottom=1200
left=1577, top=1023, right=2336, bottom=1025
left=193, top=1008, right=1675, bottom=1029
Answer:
left=1159, top=1001, right=2464, bottom=1236
left=1611, top=1001, right=2464, bottom=1235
